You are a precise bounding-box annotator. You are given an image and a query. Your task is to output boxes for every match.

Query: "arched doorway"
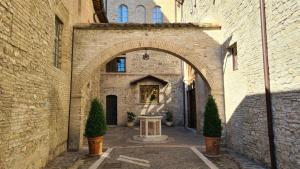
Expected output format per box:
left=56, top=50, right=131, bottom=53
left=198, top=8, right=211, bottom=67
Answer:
left=106, top=95, right=118, bottom=125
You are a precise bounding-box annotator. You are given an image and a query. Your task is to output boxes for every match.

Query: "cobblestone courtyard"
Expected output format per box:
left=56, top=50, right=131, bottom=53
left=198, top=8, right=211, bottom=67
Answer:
left=45, top=127, right=266, bottom=169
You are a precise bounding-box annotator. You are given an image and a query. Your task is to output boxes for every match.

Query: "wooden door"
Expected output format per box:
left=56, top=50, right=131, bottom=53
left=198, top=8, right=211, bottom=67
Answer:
left=106, top=95, right=117, bottom=125
left=187, top=89, right=196, bottom=129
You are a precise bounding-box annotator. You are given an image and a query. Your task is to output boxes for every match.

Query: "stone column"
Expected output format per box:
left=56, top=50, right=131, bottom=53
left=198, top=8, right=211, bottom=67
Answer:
left=145, top=119, right=148, bottom=137
left=68, top=95, right=82, bottom=151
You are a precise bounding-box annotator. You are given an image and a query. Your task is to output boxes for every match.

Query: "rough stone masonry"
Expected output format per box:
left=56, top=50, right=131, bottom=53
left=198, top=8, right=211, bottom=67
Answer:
left=0, top=0, right=299, bottom=169
left=180, top=0, right=300, bottom=168
left=0, top=0, right=96, bottom=168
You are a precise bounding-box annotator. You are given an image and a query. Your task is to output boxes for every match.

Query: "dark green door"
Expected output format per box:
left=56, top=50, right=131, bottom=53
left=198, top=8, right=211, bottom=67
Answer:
left=106, top=95, right=117, bottom=125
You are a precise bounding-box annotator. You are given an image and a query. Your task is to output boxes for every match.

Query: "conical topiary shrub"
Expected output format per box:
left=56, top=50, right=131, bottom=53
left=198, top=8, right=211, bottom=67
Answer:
left=85, top=98, right=107, bottom=137
left=203, top=95, right=222, bottom=137
left=203, top=95, right=222, bottom=156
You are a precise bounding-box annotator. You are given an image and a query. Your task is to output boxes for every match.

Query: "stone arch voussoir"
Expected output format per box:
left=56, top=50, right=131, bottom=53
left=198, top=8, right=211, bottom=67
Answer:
left=73, top=39, right=219, bottom=96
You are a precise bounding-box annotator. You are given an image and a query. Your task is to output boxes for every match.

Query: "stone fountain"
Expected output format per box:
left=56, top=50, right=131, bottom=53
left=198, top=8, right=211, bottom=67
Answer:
left=133, top=113, right=168, bottom=142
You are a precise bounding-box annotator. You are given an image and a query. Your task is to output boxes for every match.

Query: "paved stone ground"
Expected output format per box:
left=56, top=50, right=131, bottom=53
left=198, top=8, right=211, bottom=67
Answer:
left=99, top=147, right=209, bottom=169
left=97, top=126, right=204, bottom=148
left=223, top=149, right=267, bottom=169
left=45, top=148, right=89, bottom=169
left=45, top=126, right=267, bottom=169
left=204, top=150, right=240, bottom=169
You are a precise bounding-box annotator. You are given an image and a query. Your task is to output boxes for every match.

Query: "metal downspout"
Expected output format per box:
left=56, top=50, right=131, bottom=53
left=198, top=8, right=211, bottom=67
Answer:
left=67, top=27, right=75, bottom=151
left=259, top=0, right=277, bottom=168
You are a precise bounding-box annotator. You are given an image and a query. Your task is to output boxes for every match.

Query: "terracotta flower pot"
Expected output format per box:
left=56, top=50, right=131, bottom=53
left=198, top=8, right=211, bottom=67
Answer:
left=205, top=137, right=220, bottom=156
left=166, top=121, right=173, bottom=127
left=127, top=121, right=134, bottom=127
left=87, top=136, right=104, bottom=156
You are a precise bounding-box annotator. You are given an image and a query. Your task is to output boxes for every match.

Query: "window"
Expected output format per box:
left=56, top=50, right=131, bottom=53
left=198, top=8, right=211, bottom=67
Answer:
left=106, top=57, right=126, bottom=72
left=228, top=43, right=238, bottom=71
left=152, top=6, right=163, bottom=23
left=117, top=5, right=128, bottom=23
left=140, top=85, right=159, bottom=104
left=136, top=5, right=146, bottom=23
left=54, top=16, right=63, bottom=68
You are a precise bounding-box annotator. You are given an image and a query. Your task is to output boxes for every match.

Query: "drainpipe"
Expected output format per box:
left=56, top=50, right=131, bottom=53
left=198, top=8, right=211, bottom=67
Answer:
left=181, top=3, right=183, bottom=22
left=175, top=0, right=177, bottom=23
left=259, top=0, right=277, bottom=168
left=181, top=62, right=187, bottom=128
left=67, top=27, right=75, bottom=151
left=105, top=0, right=108, bottom=15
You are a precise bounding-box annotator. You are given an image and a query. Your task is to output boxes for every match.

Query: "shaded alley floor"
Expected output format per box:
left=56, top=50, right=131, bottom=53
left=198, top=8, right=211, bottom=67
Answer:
left=45, top=126, right=267, bottom=169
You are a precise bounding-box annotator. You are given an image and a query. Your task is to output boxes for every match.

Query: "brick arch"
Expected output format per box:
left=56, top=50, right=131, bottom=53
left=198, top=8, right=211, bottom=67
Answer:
left=73, top=39, right=216, bottom=95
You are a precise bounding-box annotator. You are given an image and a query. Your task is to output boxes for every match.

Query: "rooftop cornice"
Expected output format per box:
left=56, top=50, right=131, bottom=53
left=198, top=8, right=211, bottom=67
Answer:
left=74, top=23, right=221, bottom=30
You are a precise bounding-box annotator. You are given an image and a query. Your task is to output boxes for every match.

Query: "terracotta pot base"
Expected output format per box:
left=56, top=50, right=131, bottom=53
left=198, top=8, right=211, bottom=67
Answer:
left=166, top=121, right=173, bottom=127
left=205, top=137, right=220, bottom=156
left=127, top=122, right=134, bottom=127
left=87, top=136, right=104, bottom=156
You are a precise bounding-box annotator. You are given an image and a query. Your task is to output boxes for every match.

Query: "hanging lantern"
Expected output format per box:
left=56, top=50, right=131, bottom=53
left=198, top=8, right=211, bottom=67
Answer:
left=143, top=50, right=150, bottom=60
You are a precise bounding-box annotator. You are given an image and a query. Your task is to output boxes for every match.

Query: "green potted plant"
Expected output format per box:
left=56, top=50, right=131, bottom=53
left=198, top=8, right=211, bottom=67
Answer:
left=85, top=98, right=107, bottom=156
left=165, top=111, right=173, bottom=127
left=127, top=112, right=136, bottom=127
left=203, top=95, right=222, bottom=156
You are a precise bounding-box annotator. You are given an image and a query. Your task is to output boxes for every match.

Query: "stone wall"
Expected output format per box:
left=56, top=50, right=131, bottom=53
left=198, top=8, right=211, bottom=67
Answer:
left=70, top=24, right=224, bottom=150
left=0, top=0, right=96, bottom=168
left=98, top=50, right=184, bottom=126
left=194, top=74, right=209, bottom=133
left=182, top=62, right=209, bottom=132
left=179, top=0, right=300, bottom=168
left=105, top=0, right=176, bottom=23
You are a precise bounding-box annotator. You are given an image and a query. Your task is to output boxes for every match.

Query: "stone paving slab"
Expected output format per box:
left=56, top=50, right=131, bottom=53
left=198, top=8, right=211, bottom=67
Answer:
left=225, top=149, right=267, bottom=169
left=45, top=127, right=267, bottom=169
left=98, top=147, right=210, bottom=169
left=83, top=126, right=204, bottom=148
left=45, top=149, right=89, bottom=169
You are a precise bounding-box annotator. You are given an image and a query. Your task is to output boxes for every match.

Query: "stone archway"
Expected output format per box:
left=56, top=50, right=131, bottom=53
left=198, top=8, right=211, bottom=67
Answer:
left=73, top=39, right=217, bottom=94
left=68, top=23, right=224, bottom=150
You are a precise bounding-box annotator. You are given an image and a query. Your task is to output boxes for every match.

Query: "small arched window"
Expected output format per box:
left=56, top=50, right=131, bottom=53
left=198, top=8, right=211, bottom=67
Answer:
left=136, top=5, right=146, bottom=23
left=152, top=6, right=163, bottom=23
left=117, top=5, right=128, bottom=23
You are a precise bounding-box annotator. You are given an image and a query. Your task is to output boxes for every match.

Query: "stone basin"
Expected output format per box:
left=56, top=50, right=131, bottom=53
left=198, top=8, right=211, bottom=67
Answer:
left=133, top=115, right=168, bottom=143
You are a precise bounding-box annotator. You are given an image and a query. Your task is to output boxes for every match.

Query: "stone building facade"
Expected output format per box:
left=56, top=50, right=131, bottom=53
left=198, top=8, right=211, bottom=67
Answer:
left=104, top=0, right=176, bottom=23
left=95, top=0, right=186, bottom=126
left=70, top=24, right=224, bottom=151
left=0, top=0, right=99, bottom=168
left=182, top=63, right=209, bottom=132
left=99, top=51, right=184, bottom=126
left=177, top=0, right=300, bottom=168
left=0, top=0, right=299, bottom=169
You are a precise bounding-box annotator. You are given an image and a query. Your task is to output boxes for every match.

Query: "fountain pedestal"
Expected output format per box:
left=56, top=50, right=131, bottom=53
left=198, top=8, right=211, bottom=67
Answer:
left=133, top=115, right=168, bottom=142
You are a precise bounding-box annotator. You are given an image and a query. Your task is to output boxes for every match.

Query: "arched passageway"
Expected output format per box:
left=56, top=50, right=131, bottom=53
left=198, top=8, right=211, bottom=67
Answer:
left=68, top=23, right=224, bottom=150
